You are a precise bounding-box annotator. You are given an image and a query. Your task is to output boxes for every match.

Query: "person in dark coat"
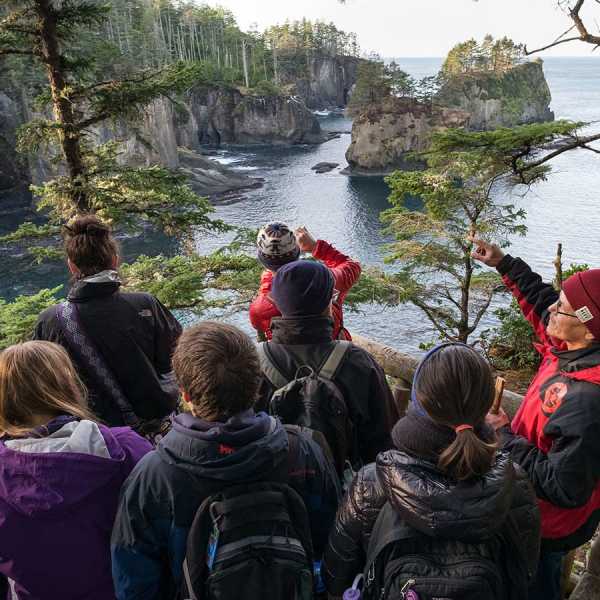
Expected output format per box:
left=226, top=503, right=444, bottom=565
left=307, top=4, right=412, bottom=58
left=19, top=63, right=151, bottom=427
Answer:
left=256, top=260, right=395, bottom=467
left=111, top=322, right=340, bottom=600
left=472, top=238, right=600, bottom=600
left=323, top=343, right=540, bottom=599
left=33, top=215, right=181, bottom=427
left=0, top=341, right=152, bottom=600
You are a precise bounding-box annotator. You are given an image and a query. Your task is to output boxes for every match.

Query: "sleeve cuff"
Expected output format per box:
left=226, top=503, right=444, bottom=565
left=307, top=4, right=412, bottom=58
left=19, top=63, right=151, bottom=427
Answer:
left=311, top=239, right=328, bottom=259
left=496, top=254, right=515, bottom=276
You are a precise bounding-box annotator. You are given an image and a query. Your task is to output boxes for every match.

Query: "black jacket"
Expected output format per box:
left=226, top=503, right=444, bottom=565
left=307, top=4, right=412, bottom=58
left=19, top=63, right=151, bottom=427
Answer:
left=111, top=411, right=341, bottom=599
left=256, top=315, right=395, bottom=466
left=323, top=414, right=540, bottom=596
left=33, top=272, right=181, bottom=425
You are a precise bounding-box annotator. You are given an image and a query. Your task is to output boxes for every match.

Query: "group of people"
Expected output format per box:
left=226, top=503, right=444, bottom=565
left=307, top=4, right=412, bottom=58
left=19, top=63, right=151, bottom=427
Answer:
left=0, top=216, right=599, bottom=600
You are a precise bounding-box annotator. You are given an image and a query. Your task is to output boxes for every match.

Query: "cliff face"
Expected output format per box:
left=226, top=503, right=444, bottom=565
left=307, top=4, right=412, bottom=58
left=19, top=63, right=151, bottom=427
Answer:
left=0, top=91, right=30, bottom=202
left=180, top=87, right=325, bottom=145
left=279, top=55, right=362, bottom=109
left=345, top=97, right=470, bottom=173
left=436, top=60, right=554, bottom=130
left=1, top=82, right=325, bottom=202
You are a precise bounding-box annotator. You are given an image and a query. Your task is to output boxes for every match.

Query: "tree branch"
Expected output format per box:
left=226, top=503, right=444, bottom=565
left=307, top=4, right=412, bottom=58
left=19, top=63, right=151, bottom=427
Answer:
left=526, top=0, right=600, bottom=54
left=518, top=132, right=600, bottom=173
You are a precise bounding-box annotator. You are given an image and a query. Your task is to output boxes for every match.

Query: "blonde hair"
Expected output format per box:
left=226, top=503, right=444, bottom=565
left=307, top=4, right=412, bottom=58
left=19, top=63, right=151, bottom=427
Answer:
left=0, top=341, right=95, bottom=438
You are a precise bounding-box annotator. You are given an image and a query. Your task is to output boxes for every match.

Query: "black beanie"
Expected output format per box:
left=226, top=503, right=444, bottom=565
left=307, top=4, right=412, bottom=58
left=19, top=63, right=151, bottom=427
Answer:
left=271, top=260, right=334, bottom=317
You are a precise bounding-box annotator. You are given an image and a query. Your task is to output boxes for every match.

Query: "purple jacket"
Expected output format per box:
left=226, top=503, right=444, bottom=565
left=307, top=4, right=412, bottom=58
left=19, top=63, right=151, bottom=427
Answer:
left=0, top=418, right=152, bottom=600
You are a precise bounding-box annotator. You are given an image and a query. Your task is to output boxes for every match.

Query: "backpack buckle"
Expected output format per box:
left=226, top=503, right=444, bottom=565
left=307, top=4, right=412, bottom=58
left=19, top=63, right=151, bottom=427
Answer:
left=400, top=579, right=417, bottom=599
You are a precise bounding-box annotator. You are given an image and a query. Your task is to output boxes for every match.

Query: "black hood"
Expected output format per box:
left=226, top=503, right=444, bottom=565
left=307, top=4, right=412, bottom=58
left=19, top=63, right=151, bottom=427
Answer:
left=68, top=270, right=121, bottom=302
left=376, top=449, right=517, bottom=542
left=157, top=410, right=289, bottom=483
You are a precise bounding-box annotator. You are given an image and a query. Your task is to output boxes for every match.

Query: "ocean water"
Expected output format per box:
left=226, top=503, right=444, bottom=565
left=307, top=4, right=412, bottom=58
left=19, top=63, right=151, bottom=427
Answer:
left=1, top=57, right=599, bottom=352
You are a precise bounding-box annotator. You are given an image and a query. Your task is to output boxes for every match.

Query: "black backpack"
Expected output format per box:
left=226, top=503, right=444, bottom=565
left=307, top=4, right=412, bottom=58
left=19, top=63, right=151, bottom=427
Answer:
left=257, top=340, right=353, bottom=476
left=180, top=481, right=314, bottom=600
left=361, top=503, right=507, bottom=600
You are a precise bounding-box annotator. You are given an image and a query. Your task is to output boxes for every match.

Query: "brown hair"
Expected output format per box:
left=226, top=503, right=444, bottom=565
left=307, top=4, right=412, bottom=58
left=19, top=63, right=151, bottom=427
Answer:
left=0, top=341, right=95, bottom=437
left=415, top=345, right=497, bottom=481
left=63, top=214, right=119, bottom=277
left=172, top=321, right=261, bottom=420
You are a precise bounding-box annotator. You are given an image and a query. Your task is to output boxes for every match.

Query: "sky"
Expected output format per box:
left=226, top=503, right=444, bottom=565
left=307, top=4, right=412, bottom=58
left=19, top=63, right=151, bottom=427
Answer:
left=208, top=0, right=600, bottom=58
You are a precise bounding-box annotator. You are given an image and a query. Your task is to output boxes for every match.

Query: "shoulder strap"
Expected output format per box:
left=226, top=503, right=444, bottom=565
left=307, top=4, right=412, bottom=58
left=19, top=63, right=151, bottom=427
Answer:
left=364, top=502, right=416, bottom=583
left=56, top=301, right=140, bottom=429
left=319, top=340, right=351, bottom=381
left=257, top=342, right=290, bottom=389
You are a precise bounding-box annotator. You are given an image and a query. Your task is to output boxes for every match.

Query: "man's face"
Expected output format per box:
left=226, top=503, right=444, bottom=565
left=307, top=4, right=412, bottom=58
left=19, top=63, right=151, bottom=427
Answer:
left=546, top=291, right=592, bottom=344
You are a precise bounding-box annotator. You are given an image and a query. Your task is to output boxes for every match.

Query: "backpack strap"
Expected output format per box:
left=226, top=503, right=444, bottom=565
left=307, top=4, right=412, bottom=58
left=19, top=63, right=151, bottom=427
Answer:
left=257, top=342, right=290, bottom=390
left=55, top=301, right=141, bottom=430
left=318, top=340, right=351, bottom=381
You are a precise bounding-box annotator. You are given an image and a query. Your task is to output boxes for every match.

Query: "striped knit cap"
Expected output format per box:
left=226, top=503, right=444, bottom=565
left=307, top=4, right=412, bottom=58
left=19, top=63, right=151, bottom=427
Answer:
left=256, top=223, right=300, bottom=271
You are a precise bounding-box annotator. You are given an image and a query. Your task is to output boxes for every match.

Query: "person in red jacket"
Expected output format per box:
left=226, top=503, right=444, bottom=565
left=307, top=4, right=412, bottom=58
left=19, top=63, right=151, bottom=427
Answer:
left=472, top=237, right=600, bottom=600
left=250, top=223, right=361, bottom=340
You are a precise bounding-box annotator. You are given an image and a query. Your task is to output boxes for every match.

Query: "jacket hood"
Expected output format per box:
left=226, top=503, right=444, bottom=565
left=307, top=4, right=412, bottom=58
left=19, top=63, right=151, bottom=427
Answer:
left=157, top=410, right=288, bottom=482
left=68, top=269, right=121, bottom=302
left=270, top=315, right=334, bottom=345
left=376, top=449, right=516, bottom=542
left=0, top=419, right=132, bottom=516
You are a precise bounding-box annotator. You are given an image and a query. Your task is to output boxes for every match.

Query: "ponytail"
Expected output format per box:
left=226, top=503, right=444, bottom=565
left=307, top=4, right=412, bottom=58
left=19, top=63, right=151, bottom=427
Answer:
left=415, top=344, right=498, bottom=481
left=63, top=214, right=119, bottom=277
left=438, top=428, right=497, bottom=481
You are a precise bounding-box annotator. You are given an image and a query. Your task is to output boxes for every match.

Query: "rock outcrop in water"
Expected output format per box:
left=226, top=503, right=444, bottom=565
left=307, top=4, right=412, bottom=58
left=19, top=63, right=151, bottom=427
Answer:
left=345, top=98, right=470, bottom=174
left=345, top=59, right=554, bottom=174
left=279, top=55, right=362, bottom=109
left=436, top=59, right=554, bottom=130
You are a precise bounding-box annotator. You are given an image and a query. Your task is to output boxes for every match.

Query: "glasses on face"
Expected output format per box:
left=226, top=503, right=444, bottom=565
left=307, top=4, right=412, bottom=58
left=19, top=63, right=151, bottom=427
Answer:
left=555, top=298, right=579, bottom=319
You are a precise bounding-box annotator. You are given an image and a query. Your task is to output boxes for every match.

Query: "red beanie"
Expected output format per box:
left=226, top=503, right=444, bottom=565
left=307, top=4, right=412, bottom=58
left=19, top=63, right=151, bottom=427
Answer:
left=562, top=269, right=600, bottom=340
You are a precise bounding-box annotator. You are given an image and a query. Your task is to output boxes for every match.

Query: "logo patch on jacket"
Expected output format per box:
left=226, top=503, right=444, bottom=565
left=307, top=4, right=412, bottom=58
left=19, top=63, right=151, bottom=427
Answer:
left=218, top=444, right=235, bottom=455
left=540, top=381, right=568, bottom=416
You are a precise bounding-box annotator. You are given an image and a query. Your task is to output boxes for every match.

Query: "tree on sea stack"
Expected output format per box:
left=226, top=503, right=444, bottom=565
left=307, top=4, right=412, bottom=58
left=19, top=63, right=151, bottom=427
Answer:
left=382, top=120, right=584, bottom=344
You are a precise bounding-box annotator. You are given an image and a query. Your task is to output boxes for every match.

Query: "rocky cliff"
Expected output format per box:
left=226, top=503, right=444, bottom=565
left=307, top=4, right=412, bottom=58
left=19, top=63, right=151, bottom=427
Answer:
left=279, top=55, right=362, bottom=109
left=178, top=86, right=326, bottom=145
left=345, top=97, right=470, bottom=173
left=0, top=90, right=30, bottom=203
left=436, top=59, right=554, bottom=130
left=0, top=82, right=325, bottom=201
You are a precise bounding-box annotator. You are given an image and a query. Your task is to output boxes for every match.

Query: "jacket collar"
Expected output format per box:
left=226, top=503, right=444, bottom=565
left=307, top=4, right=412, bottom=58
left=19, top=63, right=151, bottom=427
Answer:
left=554, top=342, right=600, bottom=385
left=68, top=270, right=121, bottom=302
left=270, top=315, right=334, bottom=345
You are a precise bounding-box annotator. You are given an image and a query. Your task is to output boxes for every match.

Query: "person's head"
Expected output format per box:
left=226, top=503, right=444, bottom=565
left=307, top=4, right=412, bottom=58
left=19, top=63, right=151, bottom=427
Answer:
left=63, top=214, right=119, bottom=279
left=256, top=223, right=300, bottom=272
left=172, top=322, right=261, bottom=421
left=413, top=343, right=496, bottom=481
left=271, top=260, right=335, bottom=318
left=547, top=269, right=600, bottom=349
left=0, top=341, right=93, bottom=437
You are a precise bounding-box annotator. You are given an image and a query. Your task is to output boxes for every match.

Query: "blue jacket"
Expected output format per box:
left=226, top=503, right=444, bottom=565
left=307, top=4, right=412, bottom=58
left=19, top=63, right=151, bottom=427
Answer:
left=111, top=410, right=340, bottom=599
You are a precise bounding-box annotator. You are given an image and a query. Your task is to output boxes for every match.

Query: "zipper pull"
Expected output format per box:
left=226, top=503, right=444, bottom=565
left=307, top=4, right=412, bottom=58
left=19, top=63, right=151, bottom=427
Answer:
left=400, top=579, right=417, bottom=600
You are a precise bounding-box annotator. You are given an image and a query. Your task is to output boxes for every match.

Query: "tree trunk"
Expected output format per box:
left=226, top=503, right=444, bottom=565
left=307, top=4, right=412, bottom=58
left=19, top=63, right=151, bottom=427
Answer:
left=241, top=39, right=250, bottom=88
left=459, top=250, right=473, bottom=343
left=36, top=0, right=88, bottom=213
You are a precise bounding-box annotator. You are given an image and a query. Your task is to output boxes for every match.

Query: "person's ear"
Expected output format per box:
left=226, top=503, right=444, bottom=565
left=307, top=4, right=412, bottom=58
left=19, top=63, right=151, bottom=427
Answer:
left=67, top=259, right=80, bottom=277
left=111, top=254, right=119, bottom=269
left=584, top=330, right=596, bottom=342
